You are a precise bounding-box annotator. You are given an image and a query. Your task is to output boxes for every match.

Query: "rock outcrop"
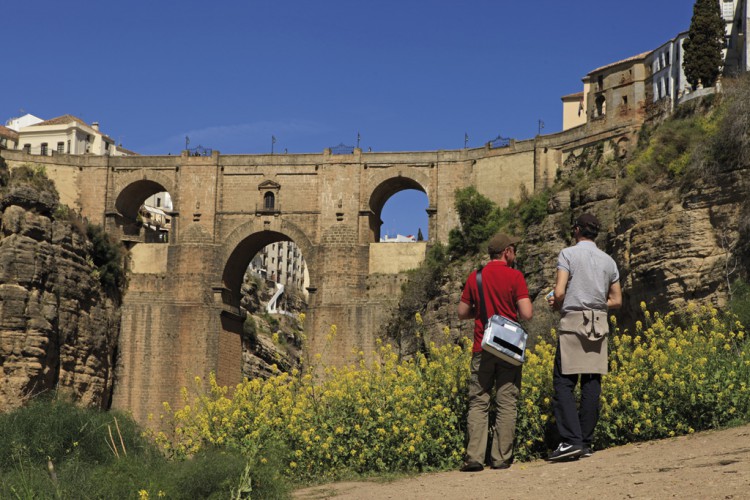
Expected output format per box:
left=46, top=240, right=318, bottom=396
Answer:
left=239, top=272, right=304, bottom=379
left=397, top=141, right=749, bottom=355
left=0, top=166, right=120, bottom=412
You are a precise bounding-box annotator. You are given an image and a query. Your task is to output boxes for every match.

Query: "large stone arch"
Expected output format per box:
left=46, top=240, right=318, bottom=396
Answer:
left=220, top=218, right=316, bottom=300
left=364, top=169, right=431, bottom=242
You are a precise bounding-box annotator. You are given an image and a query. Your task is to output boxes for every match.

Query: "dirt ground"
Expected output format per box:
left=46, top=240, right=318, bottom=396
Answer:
left=294, top=423, right=750, bottom=499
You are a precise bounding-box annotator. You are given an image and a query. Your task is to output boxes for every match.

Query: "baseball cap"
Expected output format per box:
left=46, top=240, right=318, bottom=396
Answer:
left=575, top=213, right=601, bottom=232
left=487, top=232, right=521, bottom=254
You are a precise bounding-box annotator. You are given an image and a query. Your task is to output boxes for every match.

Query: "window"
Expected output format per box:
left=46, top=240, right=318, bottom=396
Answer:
left=264, top=191, right=275, bottom=210
left=595, top=95, right=606, bottom=117
left=23, top=144, right=31, bottom=153
left=622, top=96, right=628, bottom=106
left=40, top=143, right=48, bottom=155
left=57, top=142, right=65, bottom=153
left=67, top=140, right=71, bottom=153
left=156, top=198, right=161, bottom=208
left=597, top=75, right=604, bottom=89
left=723, top=0, right=734, bottom=20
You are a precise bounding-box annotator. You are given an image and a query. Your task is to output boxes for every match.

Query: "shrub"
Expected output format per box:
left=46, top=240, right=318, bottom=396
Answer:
left=86, top=223, right=127, bottom=299
left=0, top=398, right=285, bottom=499
left=447, top=187, right=503, bottom=257
left=154, top=331, right=472, bottom=482
left=156, top=301, right=750, bottom=478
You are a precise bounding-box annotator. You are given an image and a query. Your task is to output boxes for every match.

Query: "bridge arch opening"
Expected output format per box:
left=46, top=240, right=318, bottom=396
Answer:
left=368, top=177, right=429, bottom=243
left=114, top=180, right=174, bottom=245
left=221, top=230, right=310, bottom=380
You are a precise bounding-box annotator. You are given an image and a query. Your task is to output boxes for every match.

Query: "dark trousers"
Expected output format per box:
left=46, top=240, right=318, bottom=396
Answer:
left=552, top=342, right=601, bottom=447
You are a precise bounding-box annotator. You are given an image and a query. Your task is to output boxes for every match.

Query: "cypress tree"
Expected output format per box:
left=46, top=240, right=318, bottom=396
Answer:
left=683, top=0, right=726, bottom=89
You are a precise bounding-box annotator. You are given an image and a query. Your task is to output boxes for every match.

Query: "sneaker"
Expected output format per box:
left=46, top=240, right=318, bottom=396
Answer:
left=460, top=461, right=484, bottom=472
left=547, top=442, right=583, bottom=461
left=580, top=447, right=594, bottom=458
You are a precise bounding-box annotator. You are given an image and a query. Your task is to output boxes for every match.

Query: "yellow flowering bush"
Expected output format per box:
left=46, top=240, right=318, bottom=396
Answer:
left=155, top=330, right=472, bottom=480
left=156, top=303, right=750, bottom=479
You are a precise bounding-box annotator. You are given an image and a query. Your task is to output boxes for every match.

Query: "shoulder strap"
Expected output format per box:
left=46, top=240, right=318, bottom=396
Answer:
left=476, top=267, right=488, bottom=327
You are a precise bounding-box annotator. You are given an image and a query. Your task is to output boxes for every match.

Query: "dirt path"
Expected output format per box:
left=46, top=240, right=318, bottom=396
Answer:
left=294, top=424, right=750, bottom=499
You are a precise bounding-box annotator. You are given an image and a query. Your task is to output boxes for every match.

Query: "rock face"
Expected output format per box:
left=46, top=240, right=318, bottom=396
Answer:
left=395, top=144, right=749, bottom=355
left=0, top=177, right=120, bottom=412
left=239, top=272, right=303, bottom=380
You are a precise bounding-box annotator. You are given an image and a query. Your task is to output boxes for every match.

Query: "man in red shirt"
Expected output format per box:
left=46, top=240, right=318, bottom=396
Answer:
left=458, top=232, right=533, bottom=471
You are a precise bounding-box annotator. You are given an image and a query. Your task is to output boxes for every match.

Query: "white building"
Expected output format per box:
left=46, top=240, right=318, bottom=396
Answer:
left=647, top=32, right=690, bottom=112
left=723, top=0, right=750, bottom=74
left=140, top=192, right=173, bottom=243
left=380, top=233, right=417, bottom=243
left=5, top=114, right=134, bottom=157
left=5, top=113, right=43, bottom=131
left=248, top=241, right=309, bottom=298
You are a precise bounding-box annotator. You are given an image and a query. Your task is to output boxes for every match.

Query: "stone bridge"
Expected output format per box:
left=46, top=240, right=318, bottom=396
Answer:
left=1, top=122, right=636, bottom=423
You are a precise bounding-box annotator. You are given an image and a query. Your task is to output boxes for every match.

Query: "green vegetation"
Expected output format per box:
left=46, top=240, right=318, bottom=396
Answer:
left=447, top=187, right=503, bottom=256
left=683, top=0, right=725, bottom=88
left=0, top=397, right=286, bottom=499
left=86, top=223, right=127, bottom=300
left=154, top=303, right=749, bottom=483
left=447, top=186, right=549, bottom=259
left=386, top=243, right=448, bottom=353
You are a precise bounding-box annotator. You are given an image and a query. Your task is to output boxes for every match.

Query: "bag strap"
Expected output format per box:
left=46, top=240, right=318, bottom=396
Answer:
left=476, top=267, right=488, bottom=328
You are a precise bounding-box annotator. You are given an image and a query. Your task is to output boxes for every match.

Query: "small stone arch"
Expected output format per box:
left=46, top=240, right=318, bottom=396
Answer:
left=112, top=169, right=177, bottom=215
left=365, top=172, right=431, bottom=243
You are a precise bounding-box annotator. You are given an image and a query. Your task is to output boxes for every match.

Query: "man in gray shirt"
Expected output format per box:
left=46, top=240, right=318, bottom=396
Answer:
left=546, top=213, right=622, bottom=461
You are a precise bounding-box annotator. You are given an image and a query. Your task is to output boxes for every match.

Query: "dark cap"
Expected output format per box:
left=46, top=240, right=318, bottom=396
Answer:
left=487, top=232, right=521, bottom=254
left=575, top=212, right=601, bottom=232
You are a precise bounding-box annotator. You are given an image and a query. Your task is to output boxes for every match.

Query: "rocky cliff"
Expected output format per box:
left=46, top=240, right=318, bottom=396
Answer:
left=398, top=94, right=750, bottom=354
left=0, top=163, right=120, bottom=412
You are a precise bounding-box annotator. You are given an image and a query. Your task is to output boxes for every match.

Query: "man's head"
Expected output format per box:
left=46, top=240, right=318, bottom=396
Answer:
left=488, top=232, right=521, bottom=263
left=573, top=212, right=600, bottom=240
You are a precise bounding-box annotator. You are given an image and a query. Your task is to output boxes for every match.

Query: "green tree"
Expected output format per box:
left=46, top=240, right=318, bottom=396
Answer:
left=417, top=227, right=424, bottom=241
left=683, top=0, right=725, bottom=89
left=447, top=187, right=502, bottom=256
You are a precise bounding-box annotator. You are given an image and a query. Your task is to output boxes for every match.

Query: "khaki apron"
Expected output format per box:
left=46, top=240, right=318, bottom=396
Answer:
left=558, top=310, right=609, bottom=375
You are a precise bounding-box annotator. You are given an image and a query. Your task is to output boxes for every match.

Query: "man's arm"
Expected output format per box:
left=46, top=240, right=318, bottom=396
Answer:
left=551, top=268, right=569, bottom=310
left=607, top=281, right=622, bottom=309
left=458, top=301, right=474, bottom=320
left=516, top=297, right=533, bottom=320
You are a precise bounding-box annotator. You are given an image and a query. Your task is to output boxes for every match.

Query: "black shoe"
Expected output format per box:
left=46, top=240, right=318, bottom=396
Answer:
left=547, top=442, right=583, bottom=461
left=490, top=461, right=511, bottom=470
left=580, top=447, right=594, bottom=458
left=460, top=461, right=484, bottom=472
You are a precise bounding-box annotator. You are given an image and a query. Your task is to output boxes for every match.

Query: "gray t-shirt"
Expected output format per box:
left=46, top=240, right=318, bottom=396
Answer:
left=557, top=240, right=619, bottom=314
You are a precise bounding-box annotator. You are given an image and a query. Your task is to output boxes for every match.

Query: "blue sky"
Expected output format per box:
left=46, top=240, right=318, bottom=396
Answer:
left=4, top=0, right=694, bottom=238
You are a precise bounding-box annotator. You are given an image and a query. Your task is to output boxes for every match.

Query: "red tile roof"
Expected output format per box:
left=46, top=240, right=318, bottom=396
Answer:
left=32, top=114, right=90, bottom=128
left=588, top=51, right=651, bottom=75
left=0, top=125, right=19, bottom=140
left=561, top=91, right=584, bottom=100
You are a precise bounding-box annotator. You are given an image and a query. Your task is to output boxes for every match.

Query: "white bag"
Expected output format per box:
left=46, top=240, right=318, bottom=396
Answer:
left=481, top=315, right=528, bottom=365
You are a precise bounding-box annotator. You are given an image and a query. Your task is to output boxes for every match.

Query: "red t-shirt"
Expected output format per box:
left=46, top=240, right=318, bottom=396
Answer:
left=460, top=260, right=530, bottom=353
